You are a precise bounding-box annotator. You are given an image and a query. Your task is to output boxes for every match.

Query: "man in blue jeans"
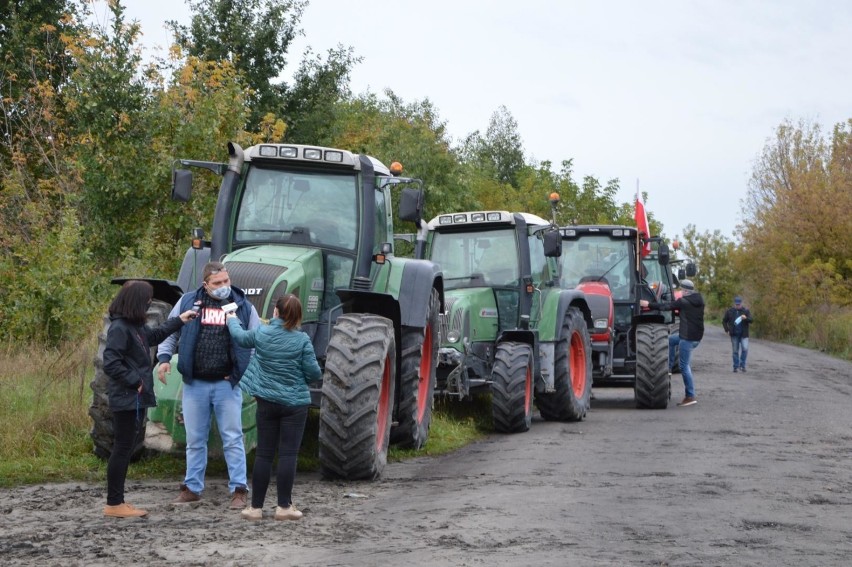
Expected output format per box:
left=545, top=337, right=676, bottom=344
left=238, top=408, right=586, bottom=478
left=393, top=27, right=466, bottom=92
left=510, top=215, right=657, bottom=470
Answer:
left=722, top=296, right=752, bottom=372
left=641, top=279, right=705, bottom=407
left=157, top=262, right=261, bottom=508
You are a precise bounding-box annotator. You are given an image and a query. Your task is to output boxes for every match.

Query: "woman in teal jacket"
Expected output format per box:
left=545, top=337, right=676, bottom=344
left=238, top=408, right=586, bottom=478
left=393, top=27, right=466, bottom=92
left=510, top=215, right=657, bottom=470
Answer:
left=226, top=294, right=321, bottom=521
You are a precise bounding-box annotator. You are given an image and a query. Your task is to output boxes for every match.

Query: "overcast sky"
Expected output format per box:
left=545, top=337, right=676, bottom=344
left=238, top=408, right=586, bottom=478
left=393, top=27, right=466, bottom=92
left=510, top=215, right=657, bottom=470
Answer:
left=114, top=0, right=852, bottom=241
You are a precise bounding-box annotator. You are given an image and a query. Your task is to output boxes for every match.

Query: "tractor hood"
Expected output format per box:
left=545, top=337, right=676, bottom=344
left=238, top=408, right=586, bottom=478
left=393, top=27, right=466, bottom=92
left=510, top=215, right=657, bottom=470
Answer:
left=442, top=287, right=502, bottom=351
left=222, top=245, right=324, bottom=321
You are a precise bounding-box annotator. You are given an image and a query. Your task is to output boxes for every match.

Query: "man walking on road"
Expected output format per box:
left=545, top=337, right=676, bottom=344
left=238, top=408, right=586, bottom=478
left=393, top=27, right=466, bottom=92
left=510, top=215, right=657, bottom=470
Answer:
left=641, top=279, right=705, bottom=407
left=157, top=261, right=261, bottom=508
left=722, top=296, right=752, bottom=373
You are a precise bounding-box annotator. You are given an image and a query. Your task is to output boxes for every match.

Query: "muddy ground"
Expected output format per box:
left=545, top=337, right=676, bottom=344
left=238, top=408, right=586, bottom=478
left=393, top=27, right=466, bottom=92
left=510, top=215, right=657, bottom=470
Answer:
left=2, top=325, right=852, bottom=566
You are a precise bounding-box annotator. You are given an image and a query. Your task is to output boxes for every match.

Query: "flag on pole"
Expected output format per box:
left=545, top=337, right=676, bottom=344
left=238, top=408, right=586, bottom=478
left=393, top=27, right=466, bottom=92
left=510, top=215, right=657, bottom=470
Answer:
left=634, top=181, right=651, bottom=257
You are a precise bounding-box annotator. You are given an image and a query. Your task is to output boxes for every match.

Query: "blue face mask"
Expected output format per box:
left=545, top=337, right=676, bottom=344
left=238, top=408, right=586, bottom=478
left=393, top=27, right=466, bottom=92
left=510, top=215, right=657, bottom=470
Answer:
left=209, top=285, right=231, bottom=300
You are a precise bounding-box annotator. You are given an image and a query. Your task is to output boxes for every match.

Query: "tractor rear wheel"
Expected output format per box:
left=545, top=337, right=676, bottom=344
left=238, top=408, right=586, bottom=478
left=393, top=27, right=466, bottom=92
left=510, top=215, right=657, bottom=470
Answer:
left=391, top=288, right=439, bottom=449
left=319, top=314, right=396, bottom=480
left=491, top=342, right=534, bottom=433
left=537, top=307, right=592, bottom=421
left=89, top=299, right=171, bottom=460
left=634, top=323, right=671, bottom=409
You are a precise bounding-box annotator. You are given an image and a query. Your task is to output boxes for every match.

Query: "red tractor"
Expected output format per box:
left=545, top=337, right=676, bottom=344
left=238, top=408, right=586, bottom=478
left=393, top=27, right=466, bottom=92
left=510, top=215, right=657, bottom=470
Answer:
left=559, top=226, right=677, bottom=408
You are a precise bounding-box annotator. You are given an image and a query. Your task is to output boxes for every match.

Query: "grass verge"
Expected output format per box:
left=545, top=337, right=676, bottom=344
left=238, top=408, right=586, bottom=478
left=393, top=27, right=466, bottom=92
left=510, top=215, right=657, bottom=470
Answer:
left=0, top=343, right=491, bottom=488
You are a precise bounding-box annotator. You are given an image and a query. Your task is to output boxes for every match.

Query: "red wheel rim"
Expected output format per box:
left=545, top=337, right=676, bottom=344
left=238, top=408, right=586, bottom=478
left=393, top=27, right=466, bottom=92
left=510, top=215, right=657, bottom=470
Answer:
left=376, top=354, right=392, bottom=452
left=569, top=330, right=586, bottom=398
left=524, top=360, right=533, bottom=415
left=416, top=323, right=433, bottom=422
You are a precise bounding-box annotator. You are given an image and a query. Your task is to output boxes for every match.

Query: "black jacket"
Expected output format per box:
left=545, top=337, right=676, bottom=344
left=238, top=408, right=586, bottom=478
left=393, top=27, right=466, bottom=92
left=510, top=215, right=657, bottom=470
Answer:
left=650, top=292, right=705, bottom=342
left=723, top=307, right=752, bottom=338
left=103, top=316, right=185, bottom=412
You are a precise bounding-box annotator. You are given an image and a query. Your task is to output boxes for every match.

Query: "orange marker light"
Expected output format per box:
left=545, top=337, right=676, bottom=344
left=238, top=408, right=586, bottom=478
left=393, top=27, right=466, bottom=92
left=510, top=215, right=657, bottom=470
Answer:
left=390, top=162, right=403, bottom=176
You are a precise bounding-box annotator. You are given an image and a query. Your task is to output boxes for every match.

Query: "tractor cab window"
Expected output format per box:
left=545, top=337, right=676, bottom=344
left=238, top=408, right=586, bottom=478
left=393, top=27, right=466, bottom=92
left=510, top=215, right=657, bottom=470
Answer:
left=373, top=187, right=389, bottom=254
left=431, top=228, right=520, bottom=290
left=234, top=166, right=358, bottom=251
left=561, top=237, right=634, bottom=300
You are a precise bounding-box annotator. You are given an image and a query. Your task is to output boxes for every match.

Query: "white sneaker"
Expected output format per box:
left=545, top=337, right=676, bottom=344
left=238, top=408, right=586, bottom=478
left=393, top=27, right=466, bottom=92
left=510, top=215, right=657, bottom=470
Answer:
left=240, top=506, right=263, bottom=521
left=274, top=505, right=303, bottom=521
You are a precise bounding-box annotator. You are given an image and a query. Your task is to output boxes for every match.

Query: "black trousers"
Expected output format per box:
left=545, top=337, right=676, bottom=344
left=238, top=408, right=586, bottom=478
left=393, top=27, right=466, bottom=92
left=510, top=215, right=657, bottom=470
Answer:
left=251, top=398, right=308, bottom=508
left=106, top=410, right=142, bottom=505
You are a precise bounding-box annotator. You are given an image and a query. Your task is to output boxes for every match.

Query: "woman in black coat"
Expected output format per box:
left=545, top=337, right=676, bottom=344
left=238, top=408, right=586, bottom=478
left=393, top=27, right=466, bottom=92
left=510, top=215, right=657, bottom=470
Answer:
left=102, top=280, right=196, bottom=518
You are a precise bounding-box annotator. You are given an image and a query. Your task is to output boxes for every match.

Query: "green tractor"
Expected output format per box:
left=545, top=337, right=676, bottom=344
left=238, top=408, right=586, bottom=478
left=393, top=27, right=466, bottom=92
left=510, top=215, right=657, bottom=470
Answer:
left=89, top=142, right=442, bottom=480
left=417, top=208, right=593, bottom=432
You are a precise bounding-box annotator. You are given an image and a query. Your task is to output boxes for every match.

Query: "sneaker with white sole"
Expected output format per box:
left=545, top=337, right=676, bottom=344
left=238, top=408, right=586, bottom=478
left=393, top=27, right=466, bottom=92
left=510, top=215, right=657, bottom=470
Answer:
left=240, top=506, right=263, bottom=521
left=677, top=396, right=697, bottom=407
left=274, top=505, right=303, bottom=521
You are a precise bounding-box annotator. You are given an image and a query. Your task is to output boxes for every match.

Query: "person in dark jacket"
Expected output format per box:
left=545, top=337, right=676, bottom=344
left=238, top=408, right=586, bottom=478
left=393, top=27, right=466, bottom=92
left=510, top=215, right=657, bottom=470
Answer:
left=722, top=296, right=752, bottom=373
left=641, top=279, right=705, bottom=407
left=102, top=280, right=197, bottom=518
left=226, top=294, right=322, bottom=521
left=156, top=261, right=261, bottom=508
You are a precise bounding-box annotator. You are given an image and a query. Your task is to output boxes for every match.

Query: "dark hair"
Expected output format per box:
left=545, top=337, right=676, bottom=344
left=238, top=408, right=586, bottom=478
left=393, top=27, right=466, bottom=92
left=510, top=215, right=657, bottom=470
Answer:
left=108, top=280, right=153, bottom=325
left=276, top=294, right=302, bottom=330
left=203, top=261, right=227, bottom=282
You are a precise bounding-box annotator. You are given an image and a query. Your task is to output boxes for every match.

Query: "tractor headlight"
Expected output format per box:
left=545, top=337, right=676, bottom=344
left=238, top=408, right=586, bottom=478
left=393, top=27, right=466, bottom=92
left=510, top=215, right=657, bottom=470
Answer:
left=446, top=330, right=461, bottom=344
left=594, top=318, right=608, bottom=329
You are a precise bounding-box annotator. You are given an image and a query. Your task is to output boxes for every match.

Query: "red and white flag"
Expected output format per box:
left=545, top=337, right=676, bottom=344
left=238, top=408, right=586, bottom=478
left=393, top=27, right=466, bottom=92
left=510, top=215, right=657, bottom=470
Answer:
left=634, top=182, right=651, bottom=257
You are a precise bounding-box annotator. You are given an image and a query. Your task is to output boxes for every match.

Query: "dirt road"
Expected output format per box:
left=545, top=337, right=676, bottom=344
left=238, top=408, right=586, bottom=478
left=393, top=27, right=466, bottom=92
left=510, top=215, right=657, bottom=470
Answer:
left=2, top=325, right=851, bottom=566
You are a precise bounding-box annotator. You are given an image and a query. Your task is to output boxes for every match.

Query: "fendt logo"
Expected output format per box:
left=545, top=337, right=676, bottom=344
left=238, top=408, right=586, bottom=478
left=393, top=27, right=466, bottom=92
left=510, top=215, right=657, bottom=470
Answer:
left=243, top=288, right=264, bottom=296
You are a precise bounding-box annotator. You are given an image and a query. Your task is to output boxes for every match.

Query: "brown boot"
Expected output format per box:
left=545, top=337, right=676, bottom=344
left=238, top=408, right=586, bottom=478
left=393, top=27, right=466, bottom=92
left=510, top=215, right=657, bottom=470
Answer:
left=230, top=486, right=248, bottom=509
left=172, top=484, right=201, bottom=504
left=104, top=503, right=148, bottom=518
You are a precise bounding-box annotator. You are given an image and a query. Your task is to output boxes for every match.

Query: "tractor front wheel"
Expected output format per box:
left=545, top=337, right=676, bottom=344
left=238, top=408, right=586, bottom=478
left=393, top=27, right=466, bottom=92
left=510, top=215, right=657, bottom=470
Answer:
left=319, top=314, right=396, bottom=480
left=491, top=342, right=534, bottom=433
left=537, top=306, right=592, bottom=421
left=634, top=323, right=671, bottom=409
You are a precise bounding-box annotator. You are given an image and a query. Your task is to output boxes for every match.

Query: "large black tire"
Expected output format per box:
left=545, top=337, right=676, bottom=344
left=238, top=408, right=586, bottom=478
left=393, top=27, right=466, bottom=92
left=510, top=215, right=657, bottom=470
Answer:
left=634, top=323, right=671, bottom=409
left=537, top=307, right=592, bottom=421
left=89, top=299, right=171, bottom=460
left=670, top=332, right=681, bottom=373
left=390, top=288, right=439, bottom=449
left=319, top=314, right=396, bottom=480
left=491, top=342, right=534, bottom=433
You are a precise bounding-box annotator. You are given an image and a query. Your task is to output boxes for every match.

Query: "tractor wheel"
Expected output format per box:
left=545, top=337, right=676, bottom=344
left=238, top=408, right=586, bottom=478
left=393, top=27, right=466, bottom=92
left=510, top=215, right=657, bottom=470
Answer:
left=634, top=323, right=671, bottom=409
left=491, top=342, right=534, bottom=433
left=89, top=299, right=171, bottom=460
left=390, top=288, right=439, bottom=449
left=319, top=314, right=396, bottom=480
left=537, top=306, right=592, bottom=421
left=670, top=334, right=681, bottom=373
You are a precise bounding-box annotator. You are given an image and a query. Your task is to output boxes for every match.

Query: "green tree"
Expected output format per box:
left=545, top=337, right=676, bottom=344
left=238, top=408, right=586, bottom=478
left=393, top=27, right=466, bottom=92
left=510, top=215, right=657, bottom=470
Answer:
left=169, top=0, right=306, bottom=128
left=739, top=118, right=851, bottom=350
left=679, top=224, right=736, bottom=317
left=461, top=105, right=526, bottom=188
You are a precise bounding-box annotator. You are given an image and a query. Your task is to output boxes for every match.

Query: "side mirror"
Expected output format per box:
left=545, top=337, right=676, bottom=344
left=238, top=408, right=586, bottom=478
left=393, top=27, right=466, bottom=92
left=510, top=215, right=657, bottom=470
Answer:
left=657, top=242, right=670, bottom=265
left=543, top=229, right=562, bottom=257
left=685, top=262, right=697, bottom=277
left=172, top=169, right=193, bottom=202
left=677, top=268, right=686, bottom=280
left=398, top=187, right=423, bottom=223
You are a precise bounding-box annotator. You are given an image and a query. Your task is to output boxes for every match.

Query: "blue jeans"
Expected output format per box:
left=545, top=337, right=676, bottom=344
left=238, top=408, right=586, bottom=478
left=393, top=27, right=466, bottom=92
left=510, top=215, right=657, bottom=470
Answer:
left=669, top=333, right=700, bottom=398
left=181, top=379, right=247, bottom=494
left=731, top=336, right=748, bottom=369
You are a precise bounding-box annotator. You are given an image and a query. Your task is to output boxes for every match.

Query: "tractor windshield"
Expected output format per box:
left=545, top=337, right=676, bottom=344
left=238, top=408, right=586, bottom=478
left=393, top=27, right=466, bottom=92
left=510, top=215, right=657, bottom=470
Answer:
left=234, top=166, right=358, bottom=251
left=431, top=228, right=520, bottom=290
left=561, top=236, right=634, bottom=300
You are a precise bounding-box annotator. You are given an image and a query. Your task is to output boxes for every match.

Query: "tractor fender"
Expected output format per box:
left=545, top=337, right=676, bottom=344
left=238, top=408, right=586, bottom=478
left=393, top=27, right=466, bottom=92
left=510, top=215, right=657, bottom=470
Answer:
left=110, top=277, right=184, bottom=307
left=397, top=259, right=443, bottom=328
left=539, top=289, right=593, bottom=342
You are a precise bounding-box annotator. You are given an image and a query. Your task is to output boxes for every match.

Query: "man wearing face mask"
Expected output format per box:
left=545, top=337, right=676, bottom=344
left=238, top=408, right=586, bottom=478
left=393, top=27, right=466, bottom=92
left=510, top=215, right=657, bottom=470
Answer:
left=157, top=261, right=261, bottom=508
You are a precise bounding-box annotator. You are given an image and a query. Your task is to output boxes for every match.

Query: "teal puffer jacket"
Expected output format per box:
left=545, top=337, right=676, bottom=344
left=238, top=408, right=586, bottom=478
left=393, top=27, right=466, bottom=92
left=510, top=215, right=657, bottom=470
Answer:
left=226, top=317, right=322, bottom=407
